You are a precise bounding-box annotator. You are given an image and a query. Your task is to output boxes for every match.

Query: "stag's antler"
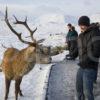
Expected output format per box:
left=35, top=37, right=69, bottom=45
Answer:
left=5, top=7, right=36, bottom=47
left=13, top=16, right=37, bottom=42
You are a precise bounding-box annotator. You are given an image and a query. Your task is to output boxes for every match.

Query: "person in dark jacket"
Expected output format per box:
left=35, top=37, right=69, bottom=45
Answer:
left=66, top=23, right=72, bottom=52
left=76, top=16, right=100, bottom=100
left=66, top=24, right=78, bottom=60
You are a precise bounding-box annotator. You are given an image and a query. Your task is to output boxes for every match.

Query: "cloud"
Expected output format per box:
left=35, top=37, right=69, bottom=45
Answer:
left=84, top=0, right=92, bottom=6
left=0, top=0, right=100, bottom=16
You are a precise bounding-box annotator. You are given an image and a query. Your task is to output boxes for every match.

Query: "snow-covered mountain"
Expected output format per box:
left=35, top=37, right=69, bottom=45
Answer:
left=65, top=15, right=77, bottom=24
left=35, top=14, right=65, bottom=24
left=34, top=13, right=66, bottom=35
left=33, top=13, right=67, bottom=47
left=91, top=13, right=100, bottom=23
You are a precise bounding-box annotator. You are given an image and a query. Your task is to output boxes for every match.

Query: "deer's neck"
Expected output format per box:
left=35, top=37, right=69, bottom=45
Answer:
left=23, top=47, right=36, bottom=62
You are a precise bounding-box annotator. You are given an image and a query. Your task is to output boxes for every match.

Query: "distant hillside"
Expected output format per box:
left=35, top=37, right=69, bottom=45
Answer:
left=64, top=15, right=78, bottom=24
left=91, top=13, right=100, bottom=23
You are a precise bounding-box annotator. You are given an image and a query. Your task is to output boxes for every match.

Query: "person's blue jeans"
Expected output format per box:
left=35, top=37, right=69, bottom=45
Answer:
left=76, top=67, right=97, bottom=100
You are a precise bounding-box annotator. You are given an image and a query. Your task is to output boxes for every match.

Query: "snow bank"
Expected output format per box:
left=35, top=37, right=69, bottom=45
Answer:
left=52, top=50, right=68, bottom=62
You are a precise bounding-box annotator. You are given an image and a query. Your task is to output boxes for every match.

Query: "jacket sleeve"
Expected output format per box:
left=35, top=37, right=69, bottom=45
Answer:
left=80, top=29, right=100, bottom=65
left=72, top=39, right=79, bottom=58
left=91, top=29, right=100, bottom=58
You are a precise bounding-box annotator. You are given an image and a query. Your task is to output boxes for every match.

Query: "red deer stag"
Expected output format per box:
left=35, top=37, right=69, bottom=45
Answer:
left=1, top=8, right=51, bottom=100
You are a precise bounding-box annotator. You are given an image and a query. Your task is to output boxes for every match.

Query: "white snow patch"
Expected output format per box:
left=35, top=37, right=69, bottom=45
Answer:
left=52, top=50, right=69, bottom=62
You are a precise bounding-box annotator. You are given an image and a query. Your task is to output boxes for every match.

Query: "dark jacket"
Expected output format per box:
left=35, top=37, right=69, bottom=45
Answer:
left=66, top=30, right=78, bottom=58
left=67, top=30, right=78, bottom=41
left=78, top=24, right=100, bottom=70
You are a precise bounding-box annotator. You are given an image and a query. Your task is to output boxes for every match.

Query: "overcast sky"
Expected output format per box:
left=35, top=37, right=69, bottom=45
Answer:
left=0, top=0, right=100, bottom=16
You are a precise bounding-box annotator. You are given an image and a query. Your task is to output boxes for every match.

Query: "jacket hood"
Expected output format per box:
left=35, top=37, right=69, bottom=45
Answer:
left=86, top=23, right=100, bottom=33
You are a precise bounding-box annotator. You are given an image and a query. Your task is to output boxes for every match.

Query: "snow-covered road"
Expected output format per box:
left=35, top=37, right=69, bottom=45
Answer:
left=47, top=60, right=100, bottom=100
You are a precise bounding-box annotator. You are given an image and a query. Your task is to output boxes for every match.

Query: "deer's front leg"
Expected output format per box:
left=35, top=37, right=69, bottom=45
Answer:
left=15, top=79, right=20, bottom=100
left=15, top=78, right=23, bottom=100
left=5, top=78, right=11, bottom=100
left=18, top=78, right=23, bottom=96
